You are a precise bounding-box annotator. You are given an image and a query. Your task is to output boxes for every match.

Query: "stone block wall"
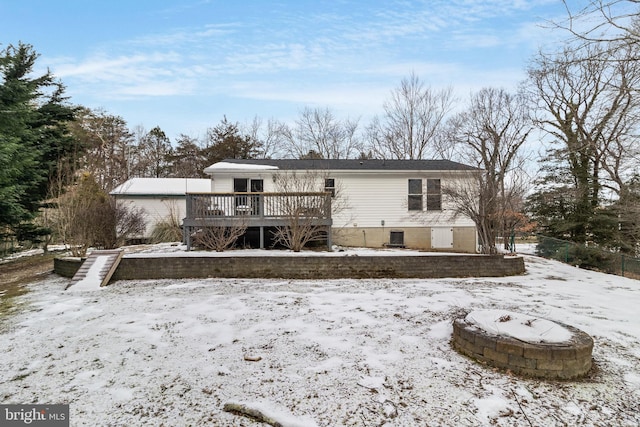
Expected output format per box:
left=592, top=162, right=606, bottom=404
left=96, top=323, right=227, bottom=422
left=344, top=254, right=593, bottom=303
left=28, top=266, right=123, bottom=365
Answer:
left=114, top=254, right=523, bottom=280
left=54, top=257, right=84, bottom=278
left=55, top=253, right=525, bottom=281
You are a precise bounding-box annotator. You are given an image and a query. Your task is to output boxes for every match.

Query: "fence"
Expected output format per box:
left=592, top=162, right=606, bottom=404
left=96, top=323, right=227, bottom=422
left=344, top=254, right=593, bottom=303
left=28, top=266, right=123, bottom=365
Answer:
left=535, top=235, right=640, bottom=279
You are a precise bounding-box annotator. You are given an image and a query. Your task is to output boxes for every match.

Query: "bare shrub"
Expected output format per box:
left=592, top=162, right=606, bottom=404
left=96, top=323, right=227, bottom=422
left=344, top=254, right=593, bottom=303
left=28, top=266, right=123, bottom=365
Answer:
left=271, top=195, right=330, bottom=252
left=192, top=222, right=248, bottom=252
left=271, top=171, right=333, bottom=252
left=112, top=200, right=146, bottom=247
left=52, top=172, right=146, bottom=256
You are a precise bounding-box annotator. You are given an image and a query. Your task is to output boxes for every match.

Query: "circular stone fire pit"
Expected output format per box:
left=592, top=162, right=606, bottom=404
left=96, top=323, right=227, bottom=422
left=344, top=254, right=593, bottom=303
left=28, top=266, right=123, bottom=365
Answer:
left=452, top=310, right=593, bottom=380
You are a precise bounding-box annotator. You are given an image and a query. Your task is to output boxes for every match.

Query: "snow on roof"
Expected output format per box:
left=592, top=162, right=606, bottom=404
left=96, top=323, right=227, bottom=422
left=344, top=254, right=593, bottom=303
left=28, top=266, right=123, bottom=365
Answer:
left=110, top=178, right=212, bottom=196
left=204, top=158, right=479, bottom=174
left=203, top=161, right=279, bottom=174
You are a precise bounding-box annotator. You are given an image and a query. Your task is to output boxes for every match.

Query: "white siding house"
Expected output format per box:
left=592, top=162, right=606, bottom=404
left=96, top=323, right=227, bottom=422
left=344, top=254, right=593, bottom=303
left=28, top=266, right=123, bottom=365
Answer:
left=199, top=159, right=479, bottom=252
left=110, top=160, right=480, bottom=252
left=110, top=178, right=212, bottom=240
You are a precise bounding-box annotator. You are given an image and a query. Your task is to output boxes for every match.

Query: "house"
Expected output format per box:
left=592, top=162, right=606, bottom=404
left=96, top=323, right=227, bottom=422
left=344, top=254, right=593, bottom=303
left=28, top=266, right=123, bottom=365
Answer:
left=110, top=177, right=212, bottom=241
left=183, top=159, right=479, bottom=252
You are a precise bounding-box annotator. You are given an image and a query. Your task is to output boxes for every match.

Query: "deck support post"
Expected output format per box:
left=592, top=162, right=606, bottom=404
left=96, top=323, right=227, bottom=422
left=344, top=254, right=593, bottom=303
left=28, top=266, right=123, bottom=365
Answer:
left=260, top=226, right=265, bottom=249
left=184, top=225, right=192, bottom=251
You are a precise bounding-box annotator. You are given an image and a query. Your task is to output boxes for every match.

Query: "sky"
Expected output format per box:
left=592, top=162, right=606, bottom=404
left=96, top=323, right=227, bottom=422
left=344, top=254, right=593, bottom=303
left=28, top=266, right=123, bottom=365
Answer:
left=1, top=1, right=585, bottom=141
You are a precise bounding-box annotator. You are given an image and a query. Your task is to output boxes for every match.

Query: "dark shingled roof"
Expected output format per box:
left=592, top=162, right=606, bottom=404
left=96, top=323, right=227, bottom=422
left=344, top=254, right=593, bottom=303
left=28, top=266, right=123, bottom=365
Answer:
left=218, top=158, right=479, bottom=171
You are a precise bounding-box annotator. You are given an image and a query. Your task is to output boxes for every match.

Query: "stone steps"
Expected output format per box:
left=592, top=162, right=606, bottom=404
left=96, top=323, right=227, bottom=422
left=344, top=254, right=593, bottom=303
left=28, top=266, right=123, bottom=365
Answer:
left=66, top=250, right=124, bottom=290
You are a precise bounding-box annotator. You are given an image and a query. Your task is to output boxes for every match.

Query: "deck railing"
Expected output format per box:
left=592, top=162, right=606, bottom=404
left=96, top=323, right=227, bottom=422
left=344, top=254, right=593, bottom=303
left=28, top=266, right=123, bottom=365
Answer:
left=186, top=192, right=332, bottom=220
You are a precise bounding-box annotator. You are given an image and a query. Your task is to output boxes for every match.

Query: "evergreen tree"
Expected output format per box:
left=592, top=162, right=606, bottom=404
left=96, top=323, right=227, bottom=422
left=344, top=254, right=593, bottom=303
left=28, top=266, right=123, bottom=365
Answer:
left=135, top=126, right=172, bottom=178
left=202, top=117, right=262, bottom=166
left=0, top=42, right=78, bottom=235
left=166, top=134, right=207, bottom=178
left=610, top=176, right=640, bottom=255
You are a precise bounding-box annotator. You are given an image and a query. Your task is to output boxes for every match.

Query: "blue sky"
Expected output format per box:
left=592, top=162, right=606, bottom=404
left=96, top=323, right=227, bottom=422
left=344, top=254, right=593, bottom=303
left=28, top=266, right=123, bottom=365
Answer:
left=2, top=0, right=579, bottom=140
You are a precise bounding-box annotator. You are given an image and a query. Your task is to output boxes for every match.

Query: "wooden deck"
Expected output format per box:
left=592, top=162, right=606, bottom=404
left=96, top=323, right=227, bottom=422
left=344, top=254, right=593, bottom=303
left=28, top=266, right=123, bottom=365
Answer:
left=183, top=192, right=333, bottom=249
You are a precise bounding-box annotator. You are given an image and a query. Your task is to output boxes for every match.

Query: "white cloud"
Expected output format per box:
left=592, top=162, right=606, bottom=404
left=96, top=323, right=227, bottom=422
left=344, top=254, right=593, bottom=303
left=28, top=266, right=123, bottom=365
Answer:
left=37, top=0, right=570, bottom=137
left=50, top=51, right=199, bottom=99
left=54, top=52, right=180, bottom=79
left=232, top=82, right=389, bottom=110
left=128, top=23, right=239, bottom=49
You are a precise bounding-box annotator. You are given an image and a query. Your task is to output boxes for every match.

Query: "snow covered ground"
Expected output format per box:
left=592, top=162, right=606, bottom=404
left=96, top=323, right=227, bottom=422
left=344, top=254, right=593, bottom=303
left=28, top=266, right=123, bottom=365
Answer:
left=1, top=250, right=639, bottom=426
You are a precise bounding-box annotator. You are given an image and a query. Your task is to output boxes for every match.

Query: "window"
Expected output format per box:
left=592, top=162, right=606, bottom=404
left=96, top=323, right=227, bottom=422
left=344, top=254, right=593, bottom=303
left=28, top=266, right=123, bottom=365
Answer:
left=389, top=231, right=405, bottom=247
left=234, top=178, right=263, bottom=192
left=324, top=178, right=335, bottom=197
left=233, top=178, right=248, bottom=192
left=426, top=179, right=441, bottom=210
left=250, top=179, right=263, bottom=192
left=408, top=179, right=422, bottom=211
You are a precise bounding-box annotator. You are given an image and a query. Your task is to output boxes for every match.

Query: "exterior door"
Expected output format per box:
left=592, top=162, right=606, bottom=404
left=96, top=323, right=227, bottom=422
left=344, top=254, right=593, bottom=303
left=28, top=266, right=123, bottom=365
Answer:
left=431, top=227, right=453, bottom=249
left=233, top=178, right=249, bottom=214
left=250, top=179, right=263, bottom=214
left=233, top=179, right=263, bottom=215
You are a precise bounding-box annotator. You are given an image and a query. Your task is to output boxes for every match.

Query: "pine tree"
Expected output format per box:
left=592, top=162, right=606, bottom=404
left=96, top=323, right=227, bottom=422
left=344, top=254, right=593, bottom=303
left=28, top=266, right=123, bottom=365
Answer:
left=0, top=42, right=78, bottom=237
left=202, top=117, right=262, bottom=166
left=166, top=134, right=207, bottom=178
left=135, top=126, right=172, bottom=178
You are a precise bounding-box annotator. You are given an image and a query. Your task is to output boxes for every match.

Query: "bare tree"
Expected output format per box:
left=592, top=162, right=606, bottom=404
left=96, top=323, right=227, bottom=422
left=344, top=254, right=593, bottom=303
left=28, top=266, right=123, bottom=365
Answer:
left=242, top=116, right=288, bottom=159
left=591, top=47, right=640, bottom=195
left=611, top=176, right=640, bottom=254
left=368, top=73, right=454, bottom=159
left=45, top=159, right=79, bottom=254
left=271, top=200, right=328, bottom=251
left=444, top=88, right=532, bottom=254
left=70, top=107, right=135, bottom=192
left=279, top=107, right=362, bottom=159
left=271, top=171, right=335, bottom=251
left=556, top=0, right=640, bottom=56
left=526, top=44, right=640, bottom=245
left=132, top=126, right=173, bottom=178
left=47, top=168, right=100, bottom=257
left=529, top=45, right=640, bottom=194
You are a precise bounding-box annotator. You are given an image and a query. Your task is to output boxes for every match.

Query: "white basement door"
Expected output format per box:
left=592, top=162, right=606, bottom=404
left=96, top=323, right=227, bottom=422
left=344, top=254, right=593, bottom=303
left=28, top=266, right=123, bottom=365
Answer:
left=431, top=227, right=453, bottom=249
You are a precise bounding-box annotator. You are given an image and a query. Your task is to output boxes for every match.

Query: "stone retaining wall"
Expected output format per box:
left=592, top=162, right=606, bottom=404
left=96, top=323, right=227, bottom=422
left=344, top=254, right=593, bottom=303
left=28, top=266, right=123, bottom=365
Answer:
left=452, top=318, right=593, bottom=380
left=54, top=257, right=84, bottom=278
left=55, top=254, right=525, bottom=280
